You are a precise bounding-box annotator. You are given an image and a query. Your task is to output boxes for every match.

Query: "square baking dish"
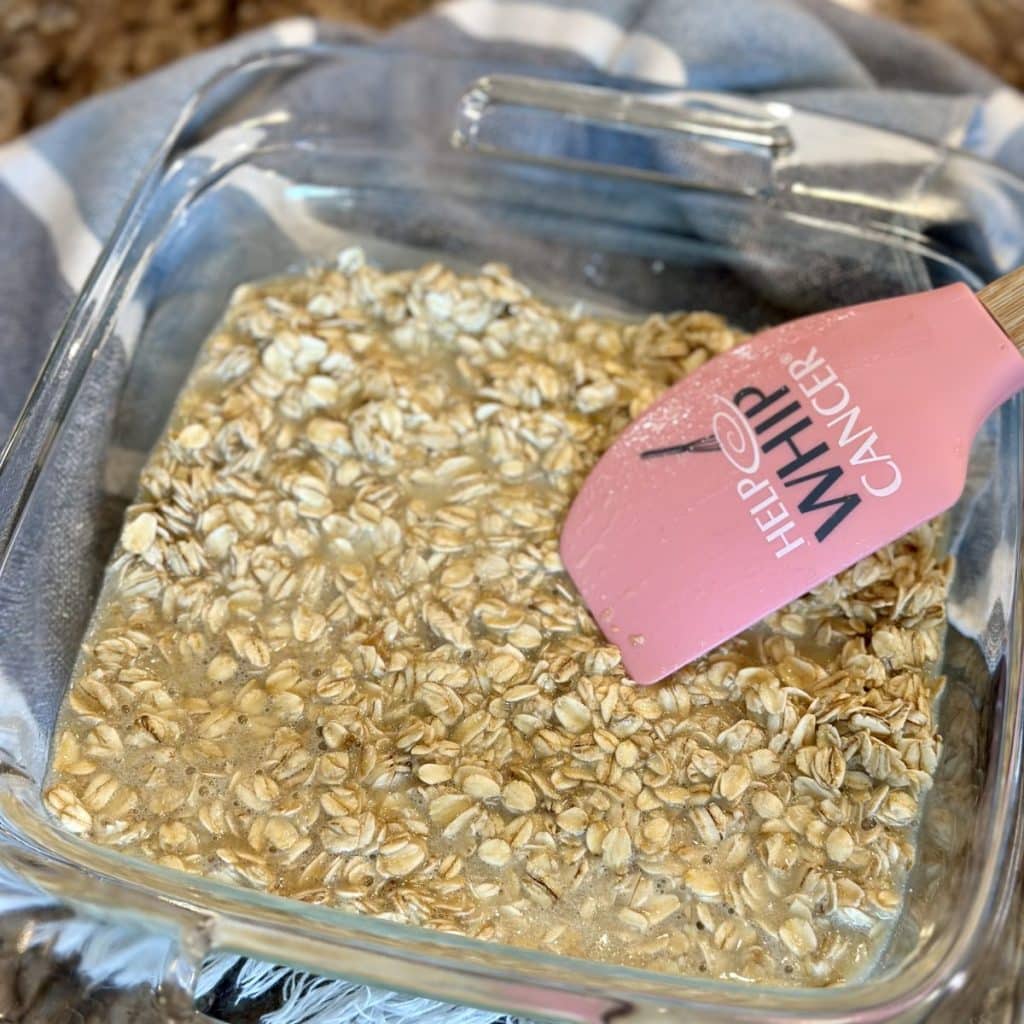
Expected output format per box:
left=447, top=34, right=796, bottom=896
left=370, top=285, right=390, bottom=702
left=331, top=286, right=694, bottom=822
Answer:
left=1, top=41, right=1024, bottom=1023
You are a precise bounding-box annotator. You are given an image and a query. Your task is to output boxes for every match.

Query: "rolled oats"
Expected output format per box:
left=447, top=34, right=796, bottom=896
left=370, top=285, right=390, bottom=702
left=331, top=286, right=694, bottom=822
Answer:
left=46, top=252, right=952, bottom=988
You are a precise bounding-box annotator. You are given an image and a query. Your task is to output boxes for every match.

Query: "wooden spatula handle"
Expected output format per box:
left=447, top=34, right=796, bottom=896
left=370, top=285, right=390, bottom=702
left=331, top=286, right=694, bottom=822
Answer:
left=978, top=266, right=1024, bottom=352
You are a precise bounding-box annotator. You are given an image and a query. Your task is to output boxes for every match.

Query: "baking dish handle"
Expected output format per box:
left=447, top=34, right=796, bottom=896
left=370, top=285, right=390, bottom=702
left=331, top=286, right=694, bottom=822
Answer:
left=0, top=804, right=629, bottom=1024
left=450, top=73, right=1024, bottom=286
left=452, top=74, right=793, bottom=197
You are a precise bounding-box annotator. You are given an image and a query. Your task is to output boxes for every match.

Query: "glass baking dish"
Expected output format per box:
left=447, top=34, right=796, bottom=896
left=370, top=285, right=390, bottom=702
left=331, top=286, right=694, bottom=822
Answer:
left=1, top=41, right=1024, bottom=1023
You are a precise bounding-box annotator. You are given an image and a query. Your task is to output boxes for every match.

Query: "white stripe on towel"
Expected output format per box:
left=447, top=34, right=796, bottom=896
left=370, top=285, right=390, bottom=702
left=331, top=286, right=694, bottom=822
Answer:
left=969, top=87, right=1024, bottom=159
left=441, top=0, right=687, bottom=86
left=270, top=17, right=318, bottom=47
left=0, top=139, right=103, bottom=291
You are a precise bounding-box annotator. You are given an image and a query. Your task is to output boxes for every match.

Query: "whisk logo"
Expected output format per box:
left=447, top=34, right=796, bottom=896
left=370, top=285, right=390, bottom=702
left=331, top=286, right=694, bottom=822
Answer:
left=640, top=346, right=902, bottom=559
left=709, top=395, right=761, bottom=475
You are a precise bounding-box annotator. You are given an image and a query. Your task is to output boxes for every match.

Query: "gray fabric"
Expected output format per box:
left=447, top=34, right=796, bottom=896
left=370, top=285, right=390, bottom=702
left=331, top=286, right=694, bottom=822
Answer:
left=2, top=3, right=1023, bottom=444
left=0, top=186, right=75, bottom=431
left=3, top=2, right=1024, bottom=442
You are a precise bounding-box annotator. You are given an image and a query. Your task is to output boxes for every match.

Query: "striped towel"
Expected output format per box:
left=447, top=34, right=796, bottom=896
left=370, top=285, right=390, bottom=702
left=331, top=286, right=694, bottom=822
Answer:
left=3, top=0, right=1024, bottom=442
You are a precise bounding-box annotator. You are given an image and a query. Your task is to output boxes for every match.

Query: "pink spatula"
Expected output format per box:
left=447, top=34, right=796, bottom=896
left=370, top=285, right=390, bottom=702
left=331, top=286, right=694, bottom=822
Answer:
left=560, top=268, right=1024, bottom=685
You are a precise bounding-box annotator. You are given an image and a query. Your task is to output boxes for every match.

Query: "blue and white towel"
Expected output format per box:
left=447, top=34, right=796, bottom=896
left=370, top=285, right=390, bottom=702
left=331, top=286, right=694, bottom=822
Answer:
left=1, top=1, right=1023, bottom=1021
left=3, top=0, right=1024, bottom=442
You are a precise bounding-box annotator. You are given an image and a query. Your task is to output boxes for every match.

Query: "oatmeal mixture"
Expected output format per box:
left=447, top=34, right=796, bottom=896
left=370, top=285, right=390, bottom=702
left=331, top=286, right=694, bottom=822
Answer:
left=45, top=251, right=950, bottom=986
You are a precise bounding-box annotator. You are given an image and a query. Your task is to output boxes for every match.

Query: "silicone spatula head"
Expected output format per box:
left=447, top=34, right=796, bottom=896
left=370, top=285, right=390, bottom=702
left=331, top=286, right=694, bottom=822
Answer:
left=560, top=269, right=1024, bottom=685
